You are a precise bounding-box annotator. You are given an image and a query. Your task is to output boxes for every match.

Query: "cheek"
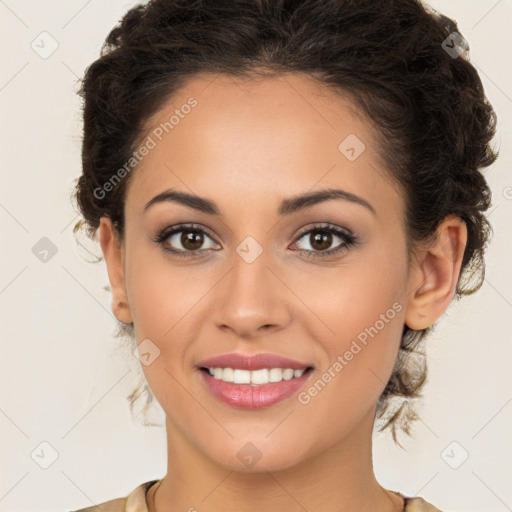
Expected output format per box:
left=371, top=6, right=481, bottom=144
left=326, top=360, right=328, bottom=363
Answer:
left=302, top=243, right=407, bottom=401
left=123, top=247, right=206, bottom=396
left=295, top=292, right=405, bottom=443
left=124, top=242, right=204, bottom=337
left=326, top=271, right=404, bottom=361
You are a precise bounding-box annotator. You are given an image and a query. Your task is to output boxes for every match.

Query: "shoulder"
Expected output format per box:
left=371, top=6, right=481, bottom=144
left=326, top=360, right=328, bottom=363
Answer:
left=68, top=480, right=159, bottom=512
left=69, top=496, right=126, bottom=512
left=403, top=495, right=444, bottom=511
left=389, top=489, right=443, bottom=512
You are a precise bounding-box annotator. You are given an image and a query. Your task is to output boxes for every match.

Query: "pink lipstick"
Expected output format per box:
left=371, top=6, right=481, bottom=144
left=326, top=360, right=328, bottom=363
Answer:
left=196, top=352, right=314, bottom=409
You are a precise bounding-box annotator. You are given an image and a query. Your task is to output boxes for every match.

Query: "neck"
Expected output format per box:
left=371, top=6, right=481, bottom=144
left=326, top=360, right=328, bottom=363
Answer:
left=148, top=407, right=403, bottom=512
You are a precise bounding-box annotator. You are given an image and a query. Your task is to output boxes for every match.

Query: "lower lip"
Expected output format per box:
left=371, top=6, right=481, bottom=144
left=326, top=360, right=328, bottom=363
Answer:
left=198, top=368, right=314, bottom=409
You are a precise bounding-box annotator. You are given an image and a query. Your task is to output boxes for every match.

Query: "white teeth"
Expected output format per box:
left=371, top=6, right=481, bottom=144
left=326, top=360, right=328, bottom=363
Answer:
left=283, top=368, right=295, bottom=380
left=221, top=367, right=234, bottom=382
left=206, top=367, right=308, bottom=385
left=250, top=369, right=269, bottom=385
left=269, top=368, right=283, bottom=382
left=233, top=369, right=251, bottom=384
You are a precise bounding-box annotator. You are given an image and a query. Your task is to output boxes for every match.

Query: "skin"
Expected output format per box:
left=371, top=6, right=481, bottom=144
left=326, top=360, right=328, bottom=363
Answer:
left=98, top=72, right=467, bottom=512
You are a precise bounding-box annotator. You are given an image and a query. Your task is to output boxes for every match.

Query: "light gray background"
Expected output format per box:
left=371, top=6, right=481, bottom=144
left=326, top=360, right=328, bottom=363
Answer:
left=1, top=1, right=511, bottom=511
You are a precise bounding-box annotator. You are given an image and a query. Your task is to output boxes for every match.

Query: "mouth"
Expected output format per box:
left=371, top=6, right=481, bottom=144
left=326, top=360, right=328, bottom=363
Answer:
left=197, top=366, right=315, bottom=409
left=199, top=366, right=315, bottom=385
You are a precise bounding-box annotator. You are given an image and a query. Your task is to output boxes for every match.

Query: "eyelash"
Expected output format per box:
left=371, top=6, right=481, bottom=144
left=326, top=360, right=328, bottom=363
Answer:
left=153, top=222, right=360, bottom=259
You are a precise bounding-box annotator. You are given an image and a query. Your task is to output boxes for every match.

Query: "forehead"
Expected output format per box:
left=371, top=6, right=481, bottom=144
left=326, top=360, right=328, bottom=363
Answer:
left=125, top=72, right=403, bottom=224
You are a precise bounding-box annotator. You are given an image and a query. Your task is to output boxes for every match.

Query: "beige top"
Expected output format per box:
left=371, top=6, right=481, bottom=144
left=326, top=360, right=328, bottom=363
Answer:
left=69, top=480, right=443, bottom=512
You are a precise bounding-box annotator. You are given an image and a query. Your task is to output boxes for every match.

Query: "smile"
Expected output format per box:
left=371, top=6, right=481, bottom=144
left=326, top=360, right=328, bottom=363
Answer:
left=202, top=366, right=310, bottom=385
left=199, top=366, right=314, bottom=409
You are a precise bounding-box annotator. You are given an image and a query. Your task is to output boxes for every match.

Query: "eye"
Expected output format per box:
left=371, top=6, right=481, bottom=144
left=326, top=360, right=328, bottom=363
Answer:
left=290, top=223, right=359, bottom=258
left=154, top=222, right=360, bottom=260
left=154, top=223, right=220, bottom=258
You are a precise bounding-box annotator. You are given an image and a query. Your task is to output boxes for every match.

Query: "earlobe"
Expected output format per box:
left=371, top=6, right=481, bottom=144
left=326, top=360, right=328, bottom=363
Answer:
left=404, top=215, right=467, bottom=330
left=98, top=217, right=133, bottom=324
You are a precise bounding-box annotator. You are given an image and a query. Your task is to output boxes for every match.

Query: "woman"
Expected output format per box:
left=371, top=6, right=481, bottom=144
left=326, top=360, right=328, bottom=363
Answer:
left=71, top=0, right=498, bottom=510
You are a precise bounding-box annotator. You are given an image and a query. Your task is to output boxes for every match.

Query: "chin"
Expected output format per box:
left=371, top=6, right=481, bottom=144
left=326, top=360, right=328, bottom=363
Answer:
left=200, top=434, right=310, bottom=474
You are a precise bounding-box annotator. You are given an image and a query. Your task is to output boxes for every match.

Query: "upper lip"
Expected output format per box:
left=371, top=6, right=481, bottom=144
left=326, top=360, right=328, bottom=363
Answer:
left=196, top=352, right=313, bottom=371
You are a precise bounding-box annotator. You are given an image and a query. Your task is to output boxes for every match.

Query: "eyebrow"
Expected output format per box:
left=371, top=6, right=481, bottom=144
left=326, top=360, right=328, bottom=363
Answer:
left=143, top=187, right=376, bottom=217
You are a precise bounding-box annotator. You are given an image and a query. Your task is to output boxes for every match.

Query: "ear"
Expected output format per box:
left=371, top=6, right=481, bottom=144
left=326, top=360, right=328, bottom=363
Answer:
left=98, top=217, right=133, bottom=324
left=404, top=214, right=468, bottom=330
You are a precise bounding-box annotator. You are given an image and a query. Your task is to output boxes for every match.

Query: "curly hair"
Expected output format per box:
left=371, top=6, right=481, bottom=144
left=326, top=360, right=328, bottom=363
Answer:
left=72, top=0, right=498, bottom=443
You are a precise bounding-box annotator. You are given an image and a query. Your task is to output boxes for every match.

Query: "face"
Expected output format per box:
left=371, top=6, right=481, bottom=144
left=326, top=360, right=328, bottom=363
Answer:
left=99, top=72, right=455, bottom=472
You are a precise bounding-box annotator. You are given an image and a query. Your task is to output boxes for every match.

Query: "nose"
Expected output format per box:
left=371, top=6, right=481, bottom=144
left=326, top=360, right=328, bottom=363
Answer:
left=213, top=246, right=291, bottom=339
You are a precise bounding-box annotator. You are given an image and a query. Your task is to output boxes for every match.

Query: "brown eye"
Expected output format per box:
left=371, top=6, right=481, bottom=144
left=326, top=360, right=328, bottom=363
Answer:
left=165, top=228, right=218, bottom=252
left=295, top=227, right=343, bottom=253
left=180, top=230, right=204, bottom=250
left=291, top=224, right=359, bottom=259
left=154, top=223, right=221, bottom=257
left=309, top=231, right=332, bottom=251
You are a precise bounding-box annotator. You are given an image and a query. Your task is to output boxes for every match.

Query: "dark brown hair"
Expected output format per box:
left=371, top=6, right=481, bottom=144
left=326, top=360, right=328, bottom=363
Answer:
left=72, top=0, right=498, bottom=443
